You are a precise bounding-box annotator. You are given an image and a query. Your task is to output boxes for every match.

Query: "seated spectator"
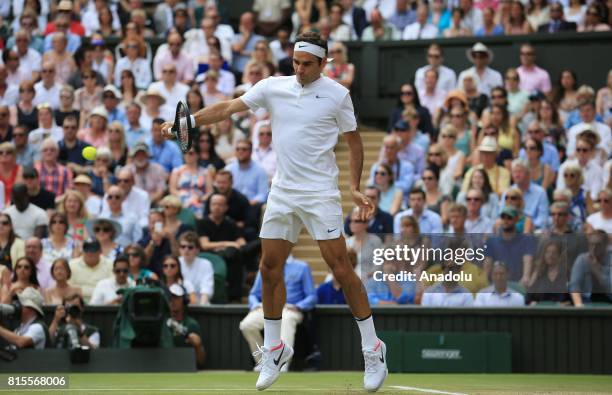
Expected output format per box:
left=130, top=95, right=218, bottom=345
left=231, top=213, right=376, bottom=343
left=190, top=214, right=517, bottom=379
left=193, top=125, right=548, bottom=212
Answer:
left=4, top=183, right=48, bottom=240
left=178, top=231, right=214, bottom=305
left=125, top=244, right=158, bottom=283
left=139, top=210, right=175, bottom=276
left=0, top=287, right=47, bottom=349
left=77, top=106, right=109, bottom=148
left=362, top=8, right=401, bottom=41
left=153, top=32, right=194, bottom=85
left=33, top=62, right=60, bottom=110
left=370, top=135, right=416, bottom=199
left=421, top=165, right=451, bottom=227
left=29, top=106, right=64, bottom=154
left=486, top=207, right=537, bottom=286
left=87, top=217, right=123, bottom=262
left=317, top=249, right=357, bottom=305
left=22, top=167, right=55, bottom=213
left=366, top=260, right=417, bottom=306
left=567, top=100, right=611, bottom=162
left=169, top=147, right=213, bottom=219
left=503, top=159, right=549, bottom=230
left=458, top=43, right=503, bottom=98
left=34, top=138, right=73, bottom=197
left=585, top=189, right=612, bottom=234
left=0, top=105, right=13, bottom=143
left=161, top=255, right=197, bottom=305
left=148, top=118, right=184, bottom=173
left=388, top=116, right=426, bottom=177
left=68, top=239, right=112, bottom=303
left=107, top=122, right=128, bottom=170
left=463, top=188, right=494, bottom=233
left=123, top=101, right=147, bottom=149
left=196, top=128, right=226, bottom=171
left=57, top=190, right=89, bottom=243
left=149, top=63, right=190, bottom=116
left=225, top=140, right=269, bottom=206
left=504, top=1, right=533, bottom=35
left=570, top=230, right=612, bottom=306
left=43, top=32, right=77, bottom=84
left=0, top=257, right=40, bottom=304
left=167, top=283, right=206, bottom=368
left=387, top=83, right=433, bottom=136
left=421, top=263, right=474, bottom=307
left=437, top=126, right=466, bottom=195
left=43, top=258, right=82, bottom=306
left=90, top=255, right=136, bottom=305
left=461, top=136, right=510, bottom=196
left=58, top=115, right=91, bottom=175
left=415, top=44, right=457, bottom=97
left=526, top=239, right=570, bottom=304
left=25, top=237, right=53, bottom=291
left=578, top=4, right=611, bottom=32
left=0, top=142, right=24, bottom=206
left=98, top=186, right=142, bottom=247
left=101, top=168, right=150, bottom=229
left=251, top=122, right=276, bottom=182
left=394, top=188, right=444, bottom=234
left=497, top=188, right=534, bottom=234
left=101, top=85, right=127, bottom=125
left=517, top=44, right=552, bottom=94
left=538, top=3, right=577, bottom=33
left=504, top=68, right=530, bottom=117
left=74, top=70, right=103, bottom=125
left=121, top=143, right=167, bottom=205
left=419, top=69, right=447, bottom=120
left=474, top=261, right=525, bottom=306
left=114, top=39, right=152, bottom=90
left=596, top=71, right=612, bottom=126
left=476, top=6, right=504, bottom=36
left=239, top=256, right=315, bottom=370
left=444, top=7, right=471, bottom=38
left=73, top=175, right=102, bottom=218
left=388, top=0, right=417, bottom=32
left=347, top=206, right=383, bottom=277
left=403, top=4, right=439, bottom=39
left=460, top=72, right=490, bottom=118
left=369, top=164, right=403, bottom=216
left=49, top=292, right=100, bottom=349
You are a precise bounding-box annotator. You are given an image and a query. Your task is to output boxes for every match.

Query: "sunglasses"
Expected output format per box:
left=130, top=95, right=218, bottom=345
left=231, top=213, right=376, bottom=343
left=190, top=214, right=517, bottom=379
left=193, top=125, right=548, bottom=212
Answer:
left=429, top=152, right=441, bottom=156
left=505, top=195, right=520, bottom=200
left=114, top=268, right=129, bottom=274
left=500, top=214, right=514, bottom=220
left=400, top=91, right=413, bottom=96
left=351, top=219, right=367, bottom=224
left=466, top=197, right=481, bottom=202
left=375, top=171, right=388, bottom=176
left=259, top=132, right=272, bottom=136
left=180, top=244, right=195, bottom=250
left=441, top=134, right=455, bottom=139
left=0, top=113, right=8, bottom=117
left=162, top=69, right=176, bottom=74
left=505, top=75, right=519, bottom=80
left=19, top=89, right=35, bottom=93
left=525, top=146, right=538, bottom=151
left=236, top=147, right=250, bottom=151
left=599, top=198, right=611, bottom=204
left=0, top=220, right=10, bottom=225
left=163, top=263, right=177, bottom=268
left=94, top=226, right=113, bottom=233
left=422, top=176, right=435, bottom=181
left=107, top=195, right=122, bottom=200
left=0, top=151, right=13, bottom=155
left=42, top=69, right=55, bottom=73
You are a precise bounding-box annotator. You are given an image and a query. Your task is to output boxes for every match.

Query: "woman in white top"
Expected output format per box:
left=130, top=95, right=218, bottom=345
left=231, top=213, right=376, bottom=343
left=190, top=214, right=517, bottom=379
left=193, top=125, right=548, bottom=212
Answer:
left=563, top=0, right=586, bottom=25
left=114, top=39, right=152, bottom=90
left=437, top=125, right=465, bottom=196
left=41, top=212, right=78, bottom=264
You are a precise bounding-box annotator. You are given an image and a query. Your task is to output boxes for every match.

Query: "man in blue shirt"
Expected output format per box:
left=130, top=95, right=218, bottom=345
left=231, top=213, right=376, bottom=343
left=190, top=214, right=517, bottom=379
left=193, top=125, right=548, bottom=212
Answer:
left=501, top=159, right=549, bottom=230
left=239, top=257, right=316, bottom=370
left=518, top=121, right=560, bottom=172
left=124, top=102, right=148, bottom=149
left=102, top=85, right=127, bottom=125
left=225, top=140, right=269, bottom=205
left=394, top=188, right=443, bottom=234
left=366, top=261, right=416, bottom=306
left=369, top=135, right=415, bottom=198
left=148, top=118, right=183, bottom=173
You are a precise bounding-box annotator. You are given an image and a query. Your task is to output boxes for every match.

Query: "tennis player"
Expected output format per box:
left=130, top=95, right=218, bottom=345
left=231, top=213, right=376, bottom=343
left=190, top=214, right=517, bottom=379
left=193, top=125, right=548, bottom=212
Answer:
left=162, top=31, right=387, bottom=392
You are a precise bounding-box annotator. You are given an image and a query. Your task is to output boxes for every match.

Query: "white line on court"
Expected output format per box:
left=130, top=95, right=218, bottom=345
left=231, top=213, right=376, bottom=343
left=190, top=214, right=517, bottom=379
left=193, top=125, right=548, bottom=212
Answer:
left=390, top=385, right=468, bottom=395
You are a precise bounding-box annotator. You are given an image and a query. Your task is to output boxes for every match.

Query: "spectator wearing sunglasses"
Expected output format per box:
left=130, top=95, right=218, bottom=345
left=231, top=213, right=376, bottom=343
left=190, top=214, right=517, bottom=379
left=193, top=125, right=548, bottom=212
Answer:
left=98, top=186, right=142, bottom=248
left=90, top=254, right=136, bottom=305
left=585, top=189, right=612, bottom=234
left=178, top=231, right=214, bottom=305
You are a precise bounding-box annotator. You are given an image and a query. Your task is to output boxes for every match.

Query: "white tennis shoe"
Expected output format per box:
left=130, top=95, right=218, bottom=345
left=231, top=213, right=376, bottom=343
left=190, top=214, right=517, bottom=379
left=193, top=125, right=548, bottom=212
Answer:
left=363, top=340, right=388, bottom=392
left=253, top=341, right=293, bottom=391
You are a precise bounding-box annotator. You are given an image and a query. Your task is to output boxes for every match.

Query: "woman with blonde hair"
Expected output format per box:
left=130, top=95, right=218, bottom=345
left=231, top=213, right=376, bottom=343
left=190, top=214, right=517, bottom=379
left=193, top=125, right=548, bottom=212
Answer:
left=250, top=39, right=277, bottom=76
left=557, top=163, right=592, bottom=223
left=324, top=42, right=355, bottom=90
left=159, top=195, right=193, bottom=252
left=108, top=121, right=128, bottom=170
left=496, top=187, right=534, bottom=233
left=57, top=190, right=89, bottom=243
left=0, top=142, right=23, bottom=205
left=437, top=125, right=465, bottom=195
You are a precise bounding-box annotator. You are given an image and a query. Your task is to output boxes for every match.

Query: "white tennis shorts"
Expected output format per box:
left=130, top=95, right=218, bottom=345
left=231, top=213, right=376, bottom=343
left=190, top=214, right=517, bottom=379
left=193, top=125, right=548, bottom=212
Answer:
left=260, top=186, right=344, bottom=243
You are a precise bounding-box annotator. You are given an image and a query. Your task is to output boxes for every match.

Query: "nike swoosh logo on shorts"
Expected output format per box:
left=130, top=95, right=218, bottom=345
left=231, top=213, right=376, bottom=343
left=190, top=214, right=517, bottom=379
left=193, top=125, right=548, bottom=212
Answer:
left=327, top=228, right=337, bottom=233
left=273, top=343, right=286, bottom=366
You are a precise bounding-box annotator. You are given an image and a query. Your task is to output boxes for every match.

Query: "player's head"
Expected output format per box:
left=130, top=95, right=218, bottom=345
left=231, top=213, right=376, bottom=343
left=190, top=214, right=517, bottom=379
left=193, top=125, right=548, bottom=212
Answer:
left=293, top=31, right=328, bottom=85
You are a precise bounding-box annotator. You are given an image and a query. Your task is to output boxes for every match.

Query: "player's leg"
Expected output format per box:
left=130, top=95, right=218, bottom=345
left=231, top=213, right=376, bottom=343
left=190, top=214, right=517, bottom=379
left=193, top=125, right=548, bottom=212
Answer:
left=318, top=237, right=388, bottom=392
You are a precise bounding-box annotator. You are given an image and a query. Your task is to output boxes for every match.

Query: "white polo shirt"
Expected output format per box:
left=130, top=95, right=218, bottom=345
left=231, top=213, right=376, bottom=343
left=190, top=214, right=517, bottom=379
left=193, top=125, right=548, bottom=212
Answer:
left=474, top=286, right=525, bottom=307
left=241, top=76, right=357, bottom=192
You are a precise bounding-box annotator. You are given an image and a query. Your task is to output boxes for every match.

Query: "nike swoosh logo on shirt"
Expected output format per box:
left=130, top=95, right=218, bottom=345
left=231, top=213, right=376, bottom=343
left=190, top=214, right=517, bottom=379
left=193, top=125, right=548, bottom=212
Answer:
left=316, top=95, right=327, bottom=99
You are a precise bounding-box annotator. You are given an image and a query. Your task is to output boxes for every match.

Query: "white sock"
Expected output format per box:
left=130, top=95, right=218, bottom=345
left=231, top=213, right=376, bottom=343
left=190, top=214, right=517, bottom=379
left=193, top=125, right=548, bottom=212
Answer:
left=356, top=315, right=379, bottom=350
left=263, top=318, right=282, bottom=349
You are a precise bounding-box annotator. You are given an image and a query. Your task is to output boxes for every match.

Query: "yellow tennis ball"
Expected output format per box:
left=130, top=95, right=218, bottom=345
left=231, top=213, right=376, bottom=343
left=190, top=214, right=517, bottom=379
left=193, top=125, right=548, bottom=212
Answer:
left=82, top=146, right=97, bottom=161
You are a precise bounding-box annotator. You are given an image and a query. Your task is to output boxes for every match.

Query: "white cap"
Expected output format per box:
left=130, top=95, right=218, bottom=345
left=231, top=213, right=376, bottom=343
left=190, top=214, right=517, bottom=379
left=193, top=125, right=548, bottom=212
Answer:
left=169, top=283, right=185, bottom=297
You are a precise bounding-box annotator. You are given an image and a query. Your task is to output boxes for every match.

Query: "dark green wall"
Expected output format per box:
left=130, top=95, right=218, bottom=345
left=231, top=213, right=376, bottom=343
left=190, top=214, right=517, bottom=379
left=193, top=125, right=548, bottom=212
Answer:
left=346, top=32, right=612, bottom=128
left=42, top=305, right=612, bottom=374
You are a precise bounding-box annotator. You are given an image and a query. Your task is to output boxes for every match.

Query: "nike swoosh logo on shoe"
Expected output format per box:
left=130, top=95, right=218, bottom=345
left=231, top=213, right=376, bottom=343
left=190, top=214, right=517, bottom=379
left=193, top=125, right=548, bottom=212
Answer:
left=379, top=347, right=385, bottom=363
left=273, top=343, right=286, bottom=366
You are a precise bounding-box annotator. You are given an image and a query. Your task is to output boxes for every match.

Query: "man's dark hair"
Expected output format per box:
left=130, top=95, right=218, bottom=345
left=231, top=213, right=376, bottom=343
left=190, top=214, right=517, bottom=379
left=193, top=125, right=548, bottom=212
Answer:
left=295, top=31, right=328, bottom=62
left=152, top=118, right=165, bottom=126
left=63, top=114, right=78, bottom=125
left=216, top=169, right=233, bottom=181
left=179, top=231, right=200, bottom=248
left=409, top=187, right=426, bottom=199
left=365, top=185, right=381, bottom=199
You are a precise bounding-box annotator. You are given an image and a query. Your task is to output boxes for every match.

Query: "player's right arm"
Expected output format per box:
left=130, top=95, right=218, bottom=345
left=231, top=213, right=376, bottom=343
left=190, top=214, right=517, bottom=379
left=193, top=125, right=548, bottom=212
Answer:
left=161, top=98, right=250, bottom=139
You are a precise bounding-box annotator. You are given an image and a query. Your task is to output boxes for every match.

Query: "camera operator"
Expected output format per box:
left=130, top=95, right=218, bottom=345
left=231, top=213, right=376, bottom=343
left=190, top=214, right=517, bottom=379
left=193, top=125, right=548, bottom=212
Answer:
left=167, top=283, right=205, bottom=368
left=49, top=292, right=100, bottom=349
left=0, top=287, right=49, bottom=349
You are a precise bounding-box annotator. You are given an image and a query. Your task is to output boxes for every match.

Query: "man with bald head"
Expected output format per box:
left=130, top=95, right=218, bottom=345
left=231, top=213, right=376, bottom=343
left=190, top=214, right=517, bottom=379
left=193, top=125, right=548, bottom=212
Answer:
left=34, top=61, right=61, bottom=109
left=153, top=32, right=194, bottom=84
left=231, top=12, right=264, bottom=77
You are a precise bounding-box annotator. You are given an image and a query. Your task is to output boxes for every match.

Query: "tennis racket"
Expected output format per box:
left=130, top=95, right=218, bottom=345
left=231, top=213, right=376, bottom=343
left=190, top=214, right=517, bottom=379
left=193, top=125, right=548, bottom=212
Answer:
left=171, top=100, right=196, bottom=153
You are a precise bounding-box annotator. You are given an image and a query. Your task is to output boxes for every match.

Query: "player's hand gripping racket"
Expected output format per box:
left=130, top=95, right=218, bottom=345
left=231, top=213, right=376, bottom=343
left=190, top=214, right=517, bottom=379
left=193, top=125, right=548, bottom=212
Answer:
left=171, top=100, right=196, bottom=153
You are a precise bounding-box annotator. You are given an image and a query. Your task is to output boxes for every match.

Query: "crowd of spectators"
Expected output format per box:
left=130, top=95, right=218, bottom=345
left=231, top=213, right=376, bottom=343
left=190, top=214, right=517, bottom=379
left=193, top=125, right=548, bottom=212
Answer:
left=0, top=0, right=609, bottom=352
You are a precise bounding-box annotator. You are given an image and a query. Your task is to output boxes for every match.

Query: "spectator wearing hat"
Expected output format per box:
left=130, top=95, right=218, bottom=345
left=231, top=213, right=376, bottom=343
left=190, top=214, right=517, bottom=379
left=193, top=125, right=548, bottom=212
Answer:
left=34, top=138, right=73, bottom=197
left=90, top=255, right=135, bottom=305
left=13, top=125, right=36, bottom=169
left=485, top=207, right=537, bottom=286
left=516, top=44, right=552, bottom=94
left=73, top=175, right=102, bottom=217
left=458, top=43, right=503, bottom=98
left=45, top=0, right=86, bottom=36
left=415, top=44, right=457, bottom=98
left=168, top=282, right=206, bottom=368
left=0, top=287, right=48, bottom=349
left=403, top=3, right=439, bottom=39
left=28, top=105, right=63, bottom=160
left=58, top=115, right=91, bottom=175
left=148, top=118, right=184, bottom=173
left=22, top=167, right=55, bottom=212
left=140, top=90, right=167, bottom=132
left=88, top=216, right=123, bottom=265
left=114, top=39, right=152, bottom=91
left=33, top=61, right=61, bottom=110
left=461, top=136, right=510, bottom=196
left=4, top=183, right=48, bottom=240
left=153, top=32, right=194, bottom=85
left=68, top=239, right=112, bottom=303
left=101, top=85, right=127, bottom=125
left=150, top=63, right=190, bottom=116
left=77, top=106, right=109, bottom=148
left=98, top=186, right=142, bottom=248
left=123, top=143, right=168, bottom=205
left=502, top=158, right=550, bottom=230
left=474, top=262, right=525, bottom=306
left=101, top=168, right=151, bottom=228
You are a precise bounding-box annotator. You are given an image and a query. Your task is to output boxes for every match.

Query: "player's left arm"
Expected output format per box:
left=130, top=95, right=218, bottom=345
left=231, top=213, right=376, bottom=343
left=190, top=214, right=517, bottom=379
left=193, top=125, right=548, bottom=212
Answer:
left=344, top=131, right=373, bottom=220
